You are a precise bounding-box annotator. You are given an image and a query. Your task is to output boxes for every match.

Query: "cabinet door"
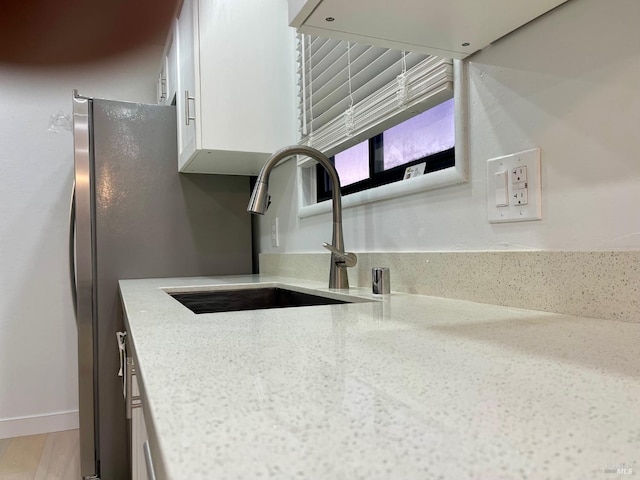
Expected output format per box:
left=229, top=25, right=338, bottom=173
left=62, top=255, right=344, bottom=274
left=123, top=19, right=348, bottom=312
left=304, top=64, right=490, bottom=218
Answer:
left=131, top=405, right=149, bottom=480
left=176, top=0, right=199, bottom=170
left=166, top=22, right=178, bottom=106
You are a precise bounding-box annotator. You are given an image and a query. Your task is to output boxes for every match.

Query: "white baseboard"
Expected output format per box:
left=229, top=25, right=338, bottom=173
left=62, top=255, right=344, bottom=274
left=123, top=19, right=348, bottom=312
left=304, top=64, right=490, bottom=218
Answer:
left=0, top=410, right=79, bottom=439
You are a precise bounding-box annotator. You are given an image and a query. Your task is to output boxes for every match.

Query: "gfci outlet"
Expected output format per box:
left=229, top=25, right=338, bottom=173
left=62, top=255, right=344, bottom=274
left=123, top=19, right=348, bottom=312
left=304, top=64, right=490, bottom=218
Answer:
left=271, top=217, right=279, bottom=247
left=487, top=148, right=542, bottom=223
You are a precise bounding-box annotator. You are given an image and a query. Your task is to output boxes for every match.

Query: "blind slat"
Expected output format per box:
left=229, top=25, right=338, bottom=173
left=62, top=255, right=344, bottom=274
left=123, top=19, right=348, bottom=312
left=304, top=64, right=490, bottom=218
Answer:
left=307, top=44, right=371, bottom=94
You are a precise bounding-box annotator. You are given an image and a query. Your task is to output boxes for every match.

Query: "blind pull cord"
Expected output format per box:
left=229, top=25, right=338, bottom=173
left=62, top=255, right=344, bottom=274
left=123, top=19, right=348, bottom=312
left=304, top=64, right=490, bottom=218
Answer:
left=307, top=34, right=315, bottom=147
left=397, top=50, right=409, bottom=109
left=301, top=34, right=308, bottom=136
left=344, top=41, right=355, bottom=136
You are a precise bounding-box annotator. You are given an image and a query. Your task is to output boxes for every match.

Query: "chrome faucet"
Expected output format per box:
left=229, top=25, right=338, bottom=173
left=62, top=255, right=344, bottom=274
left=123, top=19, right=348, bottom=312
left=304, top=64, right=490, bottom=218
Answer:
left=247, top=145, right=357, bottom=289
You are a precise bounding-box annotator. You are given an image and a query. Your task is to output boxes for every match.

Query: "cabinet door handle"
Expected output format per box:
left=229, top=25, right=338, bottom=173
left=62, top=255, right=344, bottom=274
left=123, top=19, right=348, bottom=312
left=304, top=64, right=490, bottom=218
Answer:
left=159, top=77, right=167, bottom=102
left=125, top=357, right=133, bottom=419
left=143, top=442, right=157, bottom=480
left=185, top=90, right=196, bottom=125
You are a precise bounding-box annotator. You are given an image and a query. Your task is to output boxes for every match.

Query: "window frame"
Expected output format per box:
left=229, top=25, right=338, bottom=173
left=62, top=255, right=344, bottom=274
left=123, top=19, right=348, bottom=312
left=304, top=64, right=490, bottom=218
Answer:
left=316, top=125, right=455, bottom=203
left=296, top=59, right=468, bottom=218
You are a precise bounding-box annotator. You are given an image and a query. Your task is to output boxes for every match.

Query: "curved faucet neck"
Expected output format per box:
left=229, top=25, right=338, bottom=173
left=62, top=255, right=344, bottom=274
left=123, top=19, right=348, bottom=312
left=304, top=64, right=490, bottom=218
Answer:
left=257, top=145, right=342, bottom=228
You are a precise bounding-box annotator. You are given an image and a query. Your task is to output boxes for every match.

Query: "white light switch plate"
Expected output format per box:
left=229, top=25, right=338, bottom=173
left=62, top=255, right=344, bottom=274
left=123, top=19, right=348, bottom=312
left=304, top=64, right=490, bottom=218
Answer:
left=487, top=148, right=541, bottom=223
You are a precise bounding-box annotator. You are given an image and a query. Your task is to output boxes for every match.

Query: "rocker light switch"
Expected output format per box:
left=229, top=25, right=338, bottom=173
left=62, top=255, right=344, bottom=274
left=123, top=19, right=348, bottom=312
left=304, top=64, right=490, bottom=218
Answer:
left=495, top=171, right=508, bottom=207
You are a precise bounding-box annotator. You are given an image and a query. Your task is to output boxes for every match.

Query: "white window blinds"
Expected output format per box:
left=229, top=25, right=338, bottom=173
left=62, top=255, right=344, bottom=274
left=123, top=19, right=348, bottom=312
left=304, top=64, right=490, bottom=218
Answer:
left=297, top=34, right=454, bottom=160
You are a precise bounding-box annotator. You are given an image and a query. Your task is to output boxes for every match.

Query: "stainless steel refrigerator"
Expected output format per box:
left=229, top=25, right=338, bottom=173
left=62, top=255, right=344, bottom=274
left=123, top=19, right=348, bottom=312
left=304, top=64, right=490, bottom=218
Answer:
left=70, top=92, right=252, bottom=480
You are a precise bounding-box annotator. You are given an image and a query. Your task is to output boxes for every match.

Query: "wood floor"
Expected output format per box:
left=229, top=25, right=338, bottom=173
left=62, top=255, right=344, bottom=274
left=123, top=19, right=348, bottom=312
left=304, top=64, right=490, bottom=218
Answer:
left=0, top=430, right=80, bottom=480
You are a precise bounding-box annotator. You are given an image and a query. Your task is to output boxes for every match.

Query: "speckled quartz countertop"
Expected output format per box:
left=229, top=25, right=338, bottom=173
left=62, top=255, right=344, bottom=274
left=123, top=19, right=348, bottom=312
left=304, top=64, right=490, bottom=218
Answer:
left=119, top=275, right=640, bottom=480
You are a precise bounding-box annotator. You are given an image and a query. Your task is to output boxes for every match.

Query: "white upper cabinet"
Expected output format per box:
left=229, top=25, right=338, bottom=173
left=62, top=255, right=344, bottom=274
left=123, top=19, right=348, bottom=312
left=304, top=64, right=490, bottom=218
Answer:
left=166, top=24, right=178, bottom=106
left=289, top=0, right=568, bottom=59
left=176, top=0, right=297, bottom=175
left=176, top=0, right=197, bottom=166
left=157, top=21, right=178, bottom=105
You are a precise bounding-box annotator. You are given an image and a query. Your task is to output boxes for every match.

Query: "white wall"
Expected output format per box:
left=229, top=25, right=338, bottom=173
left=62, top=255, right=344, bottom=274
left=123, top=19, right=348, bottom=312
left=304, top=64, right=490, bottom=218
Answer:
left=257, top=0, right=640, bottom=254
left=0, top=46, right=160, bottom=437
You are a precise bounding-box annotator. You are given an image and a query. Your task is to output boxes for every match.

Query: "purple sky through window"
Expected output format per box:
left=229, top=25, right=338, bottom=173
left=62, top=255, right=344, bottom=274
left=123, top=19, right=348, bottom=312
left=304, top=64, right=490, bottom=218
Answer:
left=331, top=99, right=455, bottom=187
left=383, top=98, right=455, bottom=170
left=334, top=139, right=369, bottom=187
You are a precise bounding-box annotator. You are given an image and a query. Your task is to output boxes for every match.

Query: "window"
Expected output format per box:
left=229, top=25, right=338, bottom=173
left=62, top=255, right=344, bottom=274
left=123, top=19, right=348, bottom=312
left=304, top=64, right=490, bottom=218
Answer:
left=296, top=35, right=467, bottom=217
left=317, top=99, right=455, bottom=202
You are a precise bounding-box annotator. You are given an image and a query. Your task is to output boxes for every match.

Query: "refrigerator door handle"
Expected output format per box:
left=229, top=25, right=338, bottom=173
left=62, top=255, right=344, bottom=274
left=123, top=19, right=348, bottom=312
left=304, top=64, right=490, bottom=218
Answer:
left=69, top=180, right=78, bottom=320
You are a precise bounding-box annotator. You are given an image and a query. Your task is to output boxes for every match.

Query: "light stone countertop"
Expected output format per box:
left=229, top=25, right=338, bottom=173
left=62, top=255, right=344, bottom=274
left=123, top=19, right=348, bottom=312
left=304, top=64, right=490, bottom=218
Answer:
left=119, top=275, right=640, bottom=480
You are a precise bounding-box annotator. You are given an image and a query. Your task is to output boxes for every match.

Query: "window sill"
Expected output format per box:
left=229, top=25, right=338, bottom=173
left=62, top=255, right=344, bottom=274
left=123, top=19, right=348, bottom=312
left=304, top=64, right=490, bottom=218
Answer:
left=297, top=162, right=466, bottom=218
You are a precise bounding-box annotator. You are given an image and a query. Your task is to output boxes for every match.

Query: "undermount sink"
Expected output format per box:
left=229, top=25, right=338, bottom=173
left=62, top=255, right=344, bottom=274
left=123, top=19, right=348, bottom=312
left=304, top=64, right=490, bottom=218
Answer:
left=169, top=287, right=356, bottom=314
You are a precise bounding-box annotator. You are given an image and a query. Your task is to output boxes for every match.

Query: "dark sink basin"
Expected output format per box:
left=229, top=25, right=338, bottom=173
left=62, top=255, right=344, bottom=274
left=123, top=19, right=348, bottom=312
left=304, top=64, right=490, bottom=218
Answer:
left=169, top=287, right=351, bottom=314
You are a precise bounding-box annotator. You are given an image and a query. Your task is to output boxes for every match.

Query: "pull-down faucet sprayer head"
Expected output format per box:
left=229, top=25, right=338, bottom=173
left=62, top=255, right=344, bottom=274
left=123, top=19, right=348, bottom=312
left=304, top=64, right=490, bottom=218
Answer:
left=247, top=180, right=270, bottom=215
